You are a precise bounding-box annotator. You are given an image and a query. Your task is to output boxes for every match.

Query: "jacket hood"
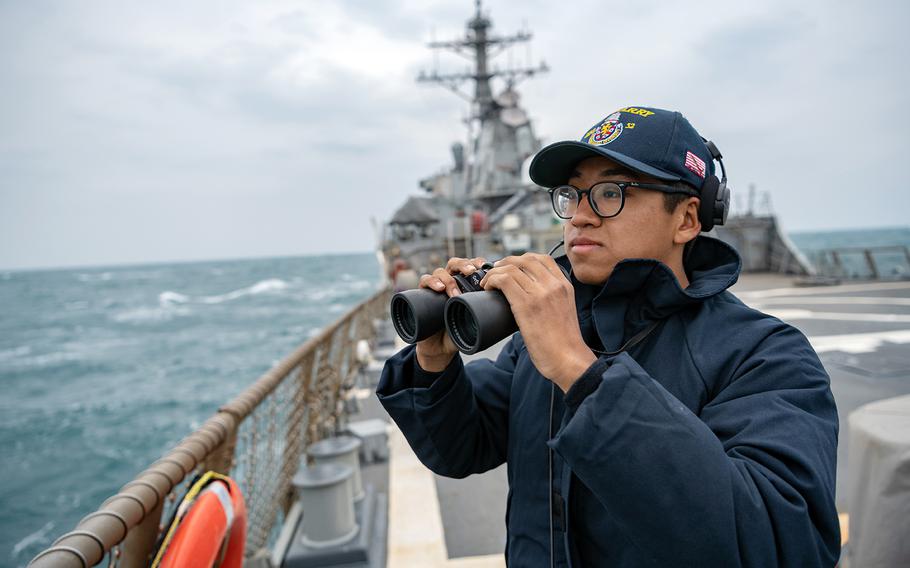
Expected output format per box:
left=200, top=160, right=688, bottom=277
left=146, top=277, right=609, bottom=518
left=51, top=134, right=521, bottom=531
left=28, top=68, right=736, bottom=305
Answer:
left=557, top=236, right=742, bottom=351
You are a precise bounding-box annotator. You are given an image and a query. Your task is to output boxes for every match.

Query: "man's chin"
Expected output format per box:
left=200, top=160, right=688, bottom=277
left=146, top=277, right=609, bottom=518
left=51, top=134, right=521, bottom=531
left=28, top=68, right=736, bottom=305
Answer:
left=568, top=257, right=613, bottom=285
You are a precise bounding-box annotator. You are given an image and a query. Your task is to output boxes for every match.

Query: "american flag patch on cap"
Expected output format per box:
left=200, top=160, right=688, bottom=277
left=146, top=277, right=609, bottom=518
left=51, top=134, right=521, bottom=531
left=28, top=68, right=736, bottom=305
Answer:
left=684, top=150, right=706, bottom=179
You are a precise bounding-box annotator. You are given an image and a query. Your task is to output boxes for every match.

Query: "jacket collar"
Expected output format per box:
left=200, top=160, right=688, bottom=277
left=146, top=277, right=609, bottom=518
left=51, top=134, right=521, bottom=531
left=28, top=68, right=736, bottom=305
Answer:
left=557, top=236, right=742, bottom=351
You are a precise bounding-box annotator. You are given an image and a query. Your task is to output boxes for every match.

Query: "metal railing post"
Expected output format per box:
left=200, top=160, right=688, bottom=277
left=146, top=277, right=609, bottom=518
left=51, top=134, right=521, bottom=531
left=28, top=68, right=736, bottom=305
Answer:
left=831, top=250, right=843, bottom=277
left=204, top=422, right=239, bottom=475
left=864, top=249, right=879, bottom=279
left=117, top=500, right=164, bottom=568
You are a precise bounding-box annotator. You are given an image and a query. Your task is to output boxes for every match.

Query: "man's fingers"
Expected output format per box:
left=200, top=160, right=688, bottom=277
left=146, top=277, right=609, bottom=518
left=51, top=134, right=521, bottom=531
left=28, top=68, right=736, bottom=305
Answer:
left=522, top=254, right=569, bottom=288
left=493, top=254, right=560, bottom=284
left=481, top=264, right=534, bottom=296
left=531, top=253, right=567, bottom=280
left=421, top=257, right=488, bottom=298
left=433, top=267, right=462, bottom=297
left=419, top=273, right=447, bottom=292
left=445, top=256, right=487, bottom=276
left=420, top=268, right=461, bottom=296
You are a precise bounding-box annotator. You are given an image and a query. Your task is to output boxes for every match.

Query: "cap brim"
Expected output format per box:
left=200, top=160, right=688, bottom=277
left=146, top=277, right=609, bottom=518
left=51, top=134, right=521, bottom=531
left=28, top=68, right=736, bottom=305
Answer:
left=528, top=140, right=682, bottom=187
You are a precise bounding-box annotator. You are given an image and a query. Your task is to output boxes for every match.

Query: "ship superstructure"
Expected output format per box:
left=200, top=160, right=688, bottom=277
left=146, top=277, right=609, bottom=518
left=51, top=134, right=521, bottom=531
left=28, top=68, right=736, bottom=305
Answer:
left=384, top=1, right=816, bottom=284
left=384, top=1, right=558, bottom=279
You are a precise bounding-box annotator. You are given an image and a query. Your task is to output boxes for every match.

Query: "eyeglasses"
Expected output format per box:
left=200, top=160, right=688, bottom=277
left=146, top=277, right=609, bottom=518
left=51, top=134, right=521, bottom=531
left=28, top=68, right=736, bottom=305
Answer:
left=548, top=181, right=698, bottom=219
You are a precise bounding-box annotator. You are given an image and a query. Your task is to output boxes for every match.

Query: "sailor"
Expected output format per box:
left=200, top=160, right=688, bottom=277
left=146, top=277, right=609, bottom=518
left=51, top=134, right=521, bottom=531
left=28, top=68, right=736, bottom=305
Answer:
left=377, top=106, right=840, bottom=566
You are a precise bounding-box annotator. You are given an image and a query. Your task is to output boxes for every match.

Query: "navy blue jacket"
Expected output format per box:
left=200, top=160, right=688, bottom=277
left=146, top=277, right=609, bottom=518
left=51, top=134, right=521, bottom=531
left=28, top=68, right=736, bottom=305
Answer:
left=377, top=237, right=840, bottom=567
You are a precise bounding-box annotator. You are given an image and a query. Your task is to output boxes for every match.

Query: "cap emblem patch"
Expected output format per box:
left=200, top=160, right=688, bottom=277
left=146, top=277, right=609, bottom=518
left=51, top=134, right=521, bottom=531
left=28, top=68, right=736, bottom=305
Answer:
left=684, top=150, right=706, bottom=179
left=582, top=112, right=624, bottom=146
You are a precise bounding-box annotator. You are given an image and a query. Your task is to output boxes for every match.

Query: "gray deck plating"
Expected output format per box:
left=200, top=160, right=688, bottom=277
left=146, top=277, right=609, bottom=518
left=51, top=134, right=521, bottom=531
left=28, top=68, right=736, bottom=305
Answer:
left=366, top=275, right=910, bottom=560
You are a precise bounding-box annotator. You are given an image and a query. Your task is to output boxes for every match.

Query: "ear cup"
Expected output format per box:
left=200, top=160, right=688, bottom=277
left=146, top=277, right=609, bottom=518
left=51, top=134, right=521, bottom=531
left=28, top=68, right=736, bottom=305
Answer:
left=714, top=183, right=730, bottom=227
left=699, top=139, right=730, bottom=232
left=698, top=175, right=720, bottom=232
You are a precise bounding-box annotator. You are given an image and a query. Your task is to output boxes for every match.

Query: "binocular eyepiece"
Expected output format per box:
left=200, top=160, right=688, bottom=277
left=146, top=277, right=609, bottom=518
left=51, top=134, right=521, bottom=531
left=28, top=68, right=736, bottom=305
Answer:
left=389, top=262, right=518, bottom=355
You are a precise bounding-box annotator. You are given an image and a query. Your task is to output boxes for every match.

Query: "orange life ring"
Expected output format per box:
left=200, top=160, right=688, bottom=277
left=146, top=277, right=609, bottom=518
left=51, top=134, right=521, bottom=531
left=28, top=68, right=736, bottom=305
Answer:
left=151, top=472, right=247, bottom=568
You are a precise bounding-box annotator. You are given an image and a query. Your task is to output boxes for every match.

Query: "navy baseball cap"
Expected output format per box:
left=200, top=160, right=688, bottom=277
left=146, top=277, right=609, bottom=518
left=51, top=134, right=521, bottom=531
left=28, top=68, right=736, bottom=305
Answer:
left=529, top=106, right=714, bottom=191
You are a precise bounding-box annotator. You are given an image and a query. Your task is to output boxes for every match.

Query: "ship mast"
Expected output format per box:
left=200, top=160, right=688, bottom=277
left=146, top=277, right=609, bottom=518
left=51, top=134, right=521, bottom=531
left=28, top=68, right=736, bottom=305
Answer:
left=417, top=0, right=548, bottom=124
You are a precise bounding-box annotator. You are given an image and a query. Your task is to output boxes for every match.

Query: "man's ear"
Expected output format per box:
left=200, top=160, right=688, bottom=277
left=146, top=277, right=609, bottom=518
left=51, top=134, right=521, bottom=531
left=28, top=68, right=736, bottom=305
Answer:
left=673, top=197, right=701, bottom=245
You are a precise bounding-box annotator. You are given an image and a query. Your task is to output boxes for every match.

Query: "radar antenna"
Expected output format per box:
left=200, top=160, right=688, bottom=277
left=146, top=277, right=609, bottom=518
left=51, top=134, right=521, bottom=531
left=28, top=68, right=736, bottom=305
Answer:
left=416, top=0, right=548, bottom=122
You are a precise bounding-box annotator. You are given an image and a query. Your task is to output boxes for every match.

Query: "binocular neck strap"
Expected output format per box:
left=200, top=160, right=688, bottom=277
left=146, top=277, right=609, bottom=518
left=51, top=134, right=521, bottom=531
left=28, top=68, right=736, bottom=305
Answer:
left=592, top=318, right=662, bottom=357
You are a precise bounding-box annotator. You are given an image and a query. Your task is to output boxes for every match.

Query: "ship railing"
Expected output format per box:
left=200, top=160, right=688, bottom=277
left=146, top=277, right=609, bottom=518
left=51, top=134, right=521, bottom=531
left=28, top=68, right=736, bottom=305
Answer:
left=810, top=245, right=910, bottom=280
left=29, top=286, right=392, bottom=568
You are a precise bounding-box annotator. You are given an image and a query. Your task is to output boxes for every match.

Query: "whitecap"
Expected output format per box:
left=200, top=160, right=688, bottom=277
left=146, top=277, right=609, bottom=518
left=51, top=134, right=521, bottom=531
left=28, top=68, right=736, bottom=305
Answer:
left=12, top=520, right=55, bottom=557
left=306, top=289, right=337, bottom=301
left=0, top=345, right=31, bottom=362
left=76, top=272, right=113, bottom=283
left=249, top=278, right=290, bottom=294
left=198, top=278, right=290, bottom=304
left=159, top=291, right=191, bottom=306
left=349, top=280, right=372, bottom=290
left=13, top=350, right=85, bottom=368
left=113, top=306, right=190, bottom=323
left=154, top=278, right=291, bottom=309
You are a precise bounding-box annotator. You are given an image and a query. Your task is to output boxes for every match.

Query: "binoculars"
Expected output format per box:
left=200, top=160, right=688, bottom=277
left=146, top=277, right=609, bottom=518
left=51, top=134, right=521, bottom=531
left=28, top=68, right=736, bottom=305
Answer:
left=390, top=262, right=516, bottom=355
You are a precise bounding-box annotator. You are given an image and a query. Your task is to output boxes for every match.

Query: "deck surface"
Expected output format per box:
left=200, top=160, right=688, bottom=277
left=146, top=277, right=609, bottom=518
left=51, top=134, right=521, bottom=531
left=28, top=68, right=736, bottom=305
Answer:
left=359, top=275, right=910, bottom=564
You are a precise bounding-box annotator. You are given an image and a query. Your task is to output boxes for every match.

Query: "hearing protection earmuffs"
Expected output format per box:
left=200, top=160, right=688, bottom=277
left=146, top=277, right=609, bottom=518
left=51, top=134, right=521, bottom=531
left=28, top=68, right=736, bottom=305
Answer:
left=697, top=139, right=730, bottom=232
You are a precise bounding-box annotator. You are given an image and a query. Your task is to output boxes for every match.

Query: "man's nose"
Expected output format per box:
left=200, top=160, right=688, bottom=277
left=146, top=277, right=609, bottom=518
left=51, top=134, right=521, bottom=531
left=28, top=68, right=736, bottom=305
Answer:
left=570, top=191, right=601, bottom=227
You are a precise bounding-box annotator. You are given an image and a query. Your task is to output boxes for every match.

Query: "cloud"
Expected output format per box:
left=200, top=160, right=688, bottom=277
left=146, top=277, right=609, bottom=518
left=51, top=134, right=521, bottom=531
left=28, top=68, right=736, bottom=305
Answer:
left=0, top=0, right=908, bottom=269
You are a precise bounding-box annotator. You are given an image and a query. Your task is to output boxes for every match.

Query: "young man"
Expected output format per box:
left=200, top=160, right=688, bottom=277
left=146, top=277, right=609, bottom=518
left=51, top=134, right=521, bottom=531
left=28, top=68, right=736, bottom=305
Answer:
left=377, top=106, right=840, bottom=566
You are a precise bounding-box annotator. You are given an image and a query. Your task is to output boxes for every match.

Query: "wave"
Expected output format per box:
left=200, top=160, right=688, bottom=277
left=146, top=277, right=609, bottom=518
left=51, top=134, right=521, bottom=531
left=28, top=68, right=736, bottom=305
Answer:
left=304, top=279, right=374, bottom=301
left=76, top=272, right=113, bottom=283
left=1, top=350, right=85, bottom=369
left=12, top=520, right=55, bottom=557
left=0, top=345, right=32, bottom=362
left=159, top=278, right=290, bottom=307
left=114, top=305, right=190, bottom=323
left=159, top=291, right=191, bottom=305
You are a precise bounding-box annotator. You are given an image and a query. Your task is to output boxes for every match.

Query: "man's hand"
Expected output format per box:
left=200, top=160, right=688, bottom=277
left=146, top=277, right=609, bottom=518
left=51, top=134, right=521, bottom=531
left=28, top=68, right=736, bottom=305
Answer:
left=415, top=256, right=488, bottom=372
left=480, top=253, right=596, bottom=392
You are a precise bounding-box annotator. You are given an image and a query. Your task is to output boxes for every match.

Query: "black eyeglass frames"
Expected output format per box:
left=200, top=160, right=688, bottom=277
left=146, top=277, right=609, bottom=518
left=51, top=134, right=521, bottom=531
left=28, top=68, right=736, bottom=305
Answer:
left=548, top=181, right=698, bottom=219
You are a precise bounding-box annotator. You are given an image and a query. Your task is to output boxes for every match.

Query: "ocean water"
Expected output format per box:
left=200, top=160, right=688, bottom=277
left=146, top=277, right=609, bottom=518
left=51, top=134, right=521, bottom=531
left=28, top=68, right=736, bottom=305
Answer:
left=0, top=253, right=381, bottom=566
left=789, top=226, right=910, bottom=278
left=2, top=228, right=910, bottom=565
left=789, top=226, right=910, bottom=251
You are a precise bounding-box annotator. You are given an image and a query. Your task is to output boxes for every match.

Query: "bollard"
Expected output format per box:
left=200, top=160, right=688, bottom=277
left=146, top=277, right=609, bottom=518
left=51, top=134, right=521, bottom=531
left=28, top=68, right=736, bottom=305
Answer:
left=308, top=435, right=364, bottom=501
left=292, top=463, right=358, bottom=549
left=347, top=419, right=390, bottom=464
left=846, top=394, right=910, bottom=567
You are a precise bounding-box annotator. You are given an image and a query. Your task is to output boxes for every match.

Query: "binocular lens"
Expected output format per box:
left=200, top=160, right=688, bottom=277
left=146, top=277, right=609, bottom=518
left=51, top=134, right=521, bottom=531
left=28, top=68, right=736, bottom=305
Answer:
left=391, top=295, right=417, bottom=341
left=444, top=291, right=516, bottom=355
left=446, top=300, right=478, bottom=352
left=389, top=288, right=449, bottom=343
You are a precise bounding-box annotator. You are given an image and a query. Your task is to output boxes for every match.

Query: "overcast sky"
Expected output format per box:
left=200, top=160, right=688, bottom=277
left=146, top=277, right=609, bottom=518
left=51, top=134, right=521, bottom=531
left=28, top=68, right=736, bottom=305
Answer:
left=1, top=0, right=907, bottom=270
